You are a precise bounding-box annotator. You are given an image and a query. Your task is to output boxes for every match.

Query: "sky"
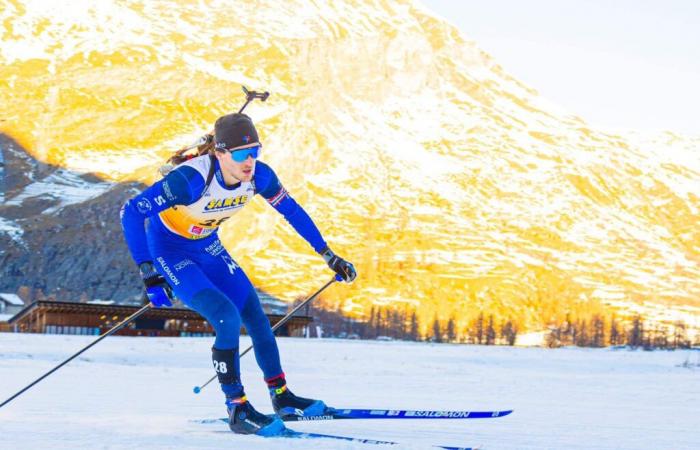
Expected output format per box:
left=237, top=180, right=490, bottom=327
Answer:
left=421, top=0, right=700, bottom=134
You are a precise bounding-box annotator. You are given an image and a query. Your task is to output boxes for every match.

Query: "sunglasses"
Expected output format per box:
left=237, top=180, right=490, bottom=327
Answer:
left=220, top=144, right=261, bottom=162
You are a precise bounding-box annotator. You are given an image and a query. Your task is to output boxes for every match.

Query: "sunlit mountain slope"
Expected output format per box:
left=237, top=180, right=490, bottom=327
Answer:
left=1, top=0, right=698, bottom=333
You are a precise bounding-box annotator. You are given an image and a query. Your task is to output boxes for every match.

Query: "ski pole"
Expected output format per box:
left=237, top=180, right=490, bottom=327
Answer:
left=193, top=277, right=337, bottom=394
left=183, top=86, right=268, bottom=148
left=0, top=304, right=152, bottom=409
left=161, top=85, right=270, bottom=172
left=238, top=85, right=270, bottom=113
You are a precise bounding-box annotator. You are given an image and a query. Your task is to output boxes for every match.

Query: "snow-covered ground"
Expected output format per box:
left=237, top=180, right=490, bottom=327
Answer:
left=0, top=333, right=697, bottom=449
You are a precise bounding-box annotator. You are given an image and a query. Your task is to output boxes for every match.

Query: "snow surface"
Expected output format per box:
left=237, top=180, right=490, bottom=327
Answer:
left=0, top=333, right=698, bottom=449
left=3, top=169, right=113, bottom=214
left=0, top=217, right=24, bottom=244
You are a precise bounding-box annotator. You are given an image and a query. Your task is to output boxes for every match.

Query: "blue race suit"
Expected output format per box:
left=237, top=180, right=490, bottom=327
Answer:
left=120, top=155, right=327, bottom=389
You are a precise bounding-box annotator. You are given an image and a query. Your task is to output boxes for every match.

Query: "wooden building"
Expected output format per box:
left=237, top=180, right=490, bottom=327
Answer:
left=1, top=300, right=312, bottom=337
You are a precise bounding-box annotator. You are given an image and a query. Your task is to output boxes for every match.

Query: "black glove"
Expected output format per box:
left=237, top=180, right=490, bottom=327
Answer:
left=139, top=262, right=175, bottom=307
left=320, top=247, right=357, bottom=283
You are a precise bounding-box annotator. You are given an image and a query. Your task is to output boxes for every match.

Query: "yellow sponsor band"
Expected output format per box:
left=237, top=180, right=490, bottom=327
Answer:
left=159, top=208, right=216, bottom=240
left=205, top=195, right=248, bottom=211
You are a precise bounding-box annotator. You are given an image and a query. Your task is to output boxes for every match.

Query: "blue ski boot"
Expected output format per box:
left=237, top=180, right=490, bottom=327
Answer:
left=267, top=374, right=327, bottom=419
left=226, top=395, right=285, bottom=436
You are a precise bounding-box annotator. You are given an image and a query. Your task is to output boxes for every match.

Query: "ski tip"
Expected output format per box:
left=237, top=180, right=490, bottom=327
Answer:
left=193, top=386, right=202, bottom=394
left=498, top=409, right=514, bottom=417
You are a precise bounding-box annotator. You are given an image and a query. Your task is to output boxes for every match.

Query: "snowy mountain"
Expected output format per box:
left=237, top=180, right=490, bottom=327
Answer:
left=1, top=0, right=698, bottom=333
left=0, top=133, right=146, bottom=301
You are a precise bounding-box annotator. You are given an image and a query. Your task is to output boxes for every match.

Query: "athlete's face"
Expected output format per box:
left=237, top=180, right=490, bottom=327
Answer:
left=216, top=150, right=256, bottom=182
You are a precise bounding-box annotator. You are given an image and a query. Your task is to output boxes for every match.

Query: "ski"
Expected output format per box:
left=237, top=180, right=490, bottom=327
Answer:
left=192, top=419, right=475, bottom=449
left=283, top=407, right=513, bottom=421
left=200, top=408, right=512, bottom=424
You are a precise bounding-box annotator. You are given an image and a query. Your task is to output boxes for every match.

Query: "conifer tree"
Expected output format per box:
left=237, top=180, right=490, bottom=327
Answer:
left=501, top=320, right=517, bottom=346
left=432, top=315, right=443, bottom=343
left=366, top=306, right=376, bottom=339
left=591, top=315, right=605, bottom=347
left=446, top=316, right=456, bottom=342
left=409, top=310, right=420, bottom=341
left=609, top=315, right=621, bottom=346
left=475, top=312, right=484, bottom=345
left=375, top=307, right=383, bottom=337
left=629, top=316, right=643, bottom=348
left=486, top=315, right=496, bottom=345
left=673, top=321, right=689, bottom=349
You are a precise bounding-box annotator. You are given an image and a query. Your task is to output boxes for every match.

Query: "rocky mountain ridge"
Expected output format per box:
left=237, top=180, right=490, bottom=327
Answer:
left=0, top=133, right=145, bottom=303
left=1, top=0, right=698, bottom=333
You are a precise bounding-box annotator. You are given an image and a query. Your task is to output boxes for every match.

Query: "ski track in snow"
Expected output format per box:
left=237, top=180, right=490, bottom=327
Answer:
left=0, top=333, right=698, bottom=449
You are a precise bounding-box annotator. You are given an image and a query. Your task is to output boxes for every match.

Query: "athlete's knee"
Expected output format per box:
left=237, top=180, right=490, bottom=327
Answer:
left=241, top=291, right=275, bottom=341
left=192, top=288, right=241, bottom=336
left=241, top=290, right=264, bottom=321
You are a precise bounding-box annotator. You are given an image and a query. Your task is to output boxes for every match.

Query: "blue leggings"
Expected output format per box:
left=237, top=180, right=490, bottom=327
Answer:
left=146, top=222, right=283, bottom=384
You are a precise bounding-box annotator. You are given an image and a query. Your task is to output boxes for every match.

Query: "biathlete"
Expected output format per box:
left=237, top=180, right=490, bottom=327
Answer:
left=120, top=112, right=356, bottom=435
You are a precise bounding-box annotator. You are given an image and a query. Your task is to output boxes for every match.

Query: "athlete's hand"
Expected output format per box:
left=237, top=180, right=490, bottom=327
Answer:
left=139, top=262, right=174, bottom=307
left=321, top=247, right=357, bottom=283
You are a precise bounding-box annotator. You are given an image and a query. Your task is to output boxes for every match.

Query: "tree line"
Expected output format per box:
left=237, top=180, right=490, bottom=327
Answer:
left=15, top=285, right=697, bottom=350
left=305, top=298, right=698, bottom=350
left=299, top=298, right=519, bottom=345
left=545, top=314, right=694, bottom=349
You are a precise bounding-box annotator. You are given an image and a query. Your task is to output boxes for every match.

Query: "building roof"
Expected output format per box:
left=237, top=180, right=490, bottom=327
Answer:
left=0, top=293, right=24, bottom=306
left=7, top=300, right=312, bottom=327
left=87, top=299, right=115, bottom=305
left=8, top=300, right=209, bottom=323
left=0, top=313, right=14, bottom=322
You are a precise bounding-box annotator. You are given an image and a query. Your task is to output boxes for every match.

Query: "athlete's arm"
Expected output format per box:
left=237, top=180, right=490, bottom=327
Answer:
left=254, top=161, right=327, bottom=253
left=120, top=165, right=205, bottom=265
left=254, top=161, right=357, bottom=282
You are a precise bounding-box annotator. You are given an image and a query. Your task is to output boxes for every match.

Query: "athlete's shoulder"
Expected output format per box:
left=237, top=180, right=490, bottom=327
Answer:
left=163, top=156, right=211, bottom=204
left=179, top=154, right=214, bottom=179
left=253, top=160, right=279, bottom=196
left=254, top=160, right=274, bottom=176
left=253, top=160, right=276, bottom=186
left=254, top=161, right=289, bottom=203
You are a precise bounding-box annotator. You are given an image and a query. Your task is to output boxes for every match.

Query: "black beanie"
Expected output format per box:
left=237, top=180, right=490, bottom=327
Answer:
left=214, top=113, right=259, bottom=151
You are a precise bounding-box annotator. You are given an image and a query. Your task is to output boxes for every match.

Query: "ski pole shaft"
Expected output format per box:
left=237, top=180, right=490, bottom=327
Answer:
left=193, top=277, right=337, bottom=394
left=241, top=277, right=336, bottom=358
left=180, top=133, right=211, bottom=152
left=176, top=86, right=269, bottom=153
left=0, top=304, right=152, bottom=409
